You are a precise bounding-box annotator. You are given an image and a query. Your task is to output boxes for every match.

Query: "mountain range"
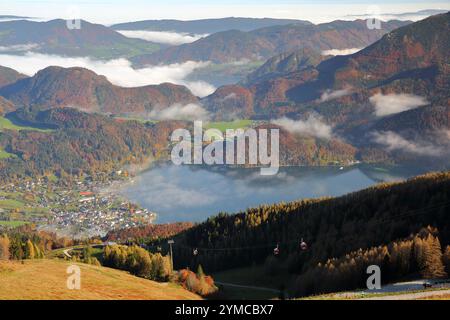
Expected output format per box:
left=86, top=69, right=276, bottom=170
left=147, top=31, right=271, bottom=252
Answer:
left=0, top=66, right=198, bottom=114
left=0, top=12, right=449, bottom=171
left=0, top=19, right=160, bottom=59
left=204, top=13, right=450, bottom=129
left=131, top=19, right=409, bottom=65
left=112, top=17, right=312, bottom=34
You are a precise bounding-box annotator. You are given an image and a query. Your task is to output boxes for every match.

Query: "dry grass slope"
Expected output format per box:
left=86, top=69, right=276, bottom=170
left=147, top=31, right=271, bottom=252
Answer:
left=0, top=259, right=200, bottom=300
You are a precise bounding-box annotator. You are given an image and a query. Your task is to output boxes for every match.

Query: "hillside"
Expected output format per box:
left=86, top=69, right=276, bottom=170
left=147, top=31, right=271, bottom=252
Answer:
left=0, top=66, right=27, bottom=88
left=0, top=97, right=14, bottom=115
left=0, top=107, right=187, bottom=182
left=201, top=13, right=450, bottom=164
left=132, top=19, right=409, bottom=65
left=149, top=170, right=450, bottom=272
left=243, top=48, right=329, bottom=85
left=112, top=17, right=311, bottom=33
left=0, top=66, right=198, bottom=114
left=0, top=19, right=160, bottom=59
left=204, top=13, right=449, bottom=119
left=0, top=259, right=200, bottom=300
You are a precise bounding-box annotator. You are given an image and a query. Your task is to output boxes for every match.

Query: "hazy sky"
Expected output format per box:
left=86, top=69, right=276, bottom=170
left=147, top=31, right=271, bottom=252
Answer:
left=1, top=0, right=449, bottom=24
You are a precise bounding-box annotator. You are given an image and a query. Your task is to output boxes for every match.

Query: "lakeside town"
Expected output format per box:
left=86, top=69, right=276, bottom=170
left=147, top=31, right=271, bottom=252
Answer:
left=0, top=171, right=156, bottom=238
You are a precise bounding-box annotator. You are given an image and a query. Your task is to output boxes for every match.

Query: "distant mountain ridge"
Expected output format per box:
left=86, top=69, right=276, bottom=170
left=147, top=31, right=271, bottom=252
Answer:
left=132, top=19, right=410, bottom=65
left=204, top=12, right=450, bottom=121
left=112, top=17, right=312, bottom=33
left=0, top=19, right=160, bottom=58
left=0, top=66, right=27, bottom=88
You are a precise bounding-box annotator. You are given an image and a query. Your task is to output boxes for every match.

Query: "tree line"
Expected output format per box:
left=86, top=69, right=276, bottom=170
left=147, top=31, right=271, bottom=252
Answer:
left=291, top=227, right=450, bottom=296
left=103, top=244, right=172, bottom=281
left=102, top=244, right=217, bottom=296
left=0, top=224, right=81, bottom=261
left=144, top=171, right=450, bottom=296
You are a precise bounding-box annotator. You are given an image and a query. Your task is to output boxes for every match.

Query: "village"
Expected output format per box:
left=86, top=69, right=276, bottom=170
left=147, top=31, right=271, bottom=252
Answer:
left=0, top=172, right=156, bottom=238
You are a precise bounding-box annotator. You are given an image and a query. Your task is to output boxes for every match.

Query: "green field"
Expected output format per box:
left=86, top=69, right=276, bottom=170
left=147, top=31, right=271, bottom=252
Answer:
left=0, top=147, right=14, bottom=159
left=205, top=120, right=253, bottom=132
left=0, top=191, right=50, bottom=224
left=0, top=116, right=53, bottom=132
left=0, top=199, right=25, bottom=210
left=0, top=220, right=28, bottom=227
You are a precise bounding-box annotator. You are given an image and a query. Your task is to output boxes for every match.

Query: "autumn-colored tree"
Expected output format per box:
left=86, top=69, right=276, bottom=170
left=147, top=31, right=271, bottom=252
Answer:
left=197, top=264, right=205, bottom=279
left=25, top=240, right=35, bottom=259
left=421, top=235, right=447, bottom=279
left=443, top=246, right=450, bottom=275
left=0, top=234, right=10, bottom=260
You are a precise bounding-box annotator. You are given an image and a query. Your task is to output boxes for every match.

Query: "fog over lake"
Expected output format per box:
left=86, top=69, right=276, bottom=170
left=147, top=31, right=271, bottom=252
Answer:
left=119, top=164, right=425, bottom=223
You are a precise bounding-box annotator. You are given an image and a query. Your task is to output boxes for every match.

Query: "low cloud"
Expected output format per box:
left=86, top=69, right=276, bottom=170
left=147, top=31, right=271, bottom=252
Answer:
left=0, top=43, right=40, bottom=52
left=319, top=89, right=350, bottom=102
left=148, top=103, right=209, bottom=121
left=370, top=93, right=428, bottom=117
left=0, top=52, right=215, bottom=97
left=345, top=10, right=448, bottom=22
left=371, top=131, right=446, bottom=156
left=117, top=30, right=208, bottom=45
left=272, top=115, right=332, bottom=139
left=321, top=48, right=362, bottom=56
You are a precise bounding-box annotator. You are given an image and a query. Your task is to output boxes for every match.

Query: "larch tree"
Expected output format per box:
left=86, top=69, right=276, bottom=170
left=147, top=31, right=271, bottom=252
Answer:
left=443, top=246, right=450, bottom=275
left=421, top=235, right=447, bottom=279
left=0, top=234, right=10, bottom=260
left=25, top=240, right=35, bottom=259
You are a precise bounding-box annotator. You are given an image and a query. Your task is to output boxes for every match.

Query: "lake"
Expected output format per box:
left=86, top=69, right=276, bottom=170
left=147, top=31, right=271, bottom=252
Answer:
left=119, top=164, right=426, bottom=223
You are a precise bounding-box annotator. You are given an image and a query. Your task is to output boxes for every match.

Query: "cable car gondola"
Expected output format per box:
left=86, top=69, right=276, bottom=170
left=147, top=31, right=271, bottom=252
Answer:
left=300, top=238, right=308, bottom=251
left=273, top=244, right=280, bottom=256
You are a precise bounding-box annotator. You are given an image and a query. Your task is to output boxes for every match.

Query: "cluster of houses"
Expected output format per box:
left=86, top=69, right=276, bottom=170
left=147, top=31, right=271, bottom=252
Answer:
left=0, top=174, right=156, bottom=238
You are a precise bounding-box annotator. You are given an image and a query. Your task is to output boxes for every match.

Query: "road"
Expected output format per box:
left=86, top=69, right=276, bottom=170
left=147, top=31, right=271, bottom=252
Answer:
left=54, top=243, right=109, bottom=259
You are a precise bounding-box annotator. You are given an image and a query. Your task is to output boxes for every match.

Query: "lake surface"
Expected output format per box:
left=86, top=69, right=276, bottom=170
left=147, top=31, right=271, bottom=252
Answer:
left=119, top=164, right=426, bottom=223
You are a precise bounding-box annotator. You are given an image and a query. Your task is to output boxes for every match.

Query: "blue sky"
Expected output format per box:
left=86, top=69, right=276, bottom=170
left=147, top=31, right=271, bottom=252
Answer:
left=1, top=0, right=449, bottom=24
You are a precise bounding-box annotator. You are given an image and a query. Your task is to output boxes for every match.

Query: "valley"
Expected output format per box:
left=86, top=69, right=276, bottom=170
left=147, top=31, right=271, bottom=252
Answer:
left=0, top=5, right=449, bottom=303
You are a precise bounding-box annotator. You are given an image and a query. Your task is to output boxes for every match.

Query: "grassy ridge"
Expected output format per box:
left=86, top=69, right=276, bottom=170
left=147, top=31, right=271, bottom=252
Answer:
left=0, top=259, right=200, bottom=300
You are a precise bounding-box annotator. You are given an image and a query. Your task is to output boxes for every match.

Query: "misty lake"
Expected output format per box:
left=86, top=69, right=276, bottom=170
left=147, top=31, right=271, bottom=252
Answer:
left=119, top=164, right=426, bottom=223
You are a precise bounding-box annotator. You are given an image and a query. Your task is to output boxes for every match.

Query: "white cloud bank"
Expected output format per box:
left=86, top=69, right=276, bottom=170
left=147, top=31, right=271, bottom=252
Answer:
left=370, top=93, right=428, bottom=117
left=372, top=131, right=448, bottom=156
left=0, top=52, right=216, bottom=97
left=117, top=30, right=209, bottom=45
left=0, top=43, right=40, bottom=52
left=319, top=89, right=350, bottom=102
left=148, top=103, right=209, bottom=121
left=272, top=115, right=332, bottom=139
left=322, top=48, right=362, bottom=56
